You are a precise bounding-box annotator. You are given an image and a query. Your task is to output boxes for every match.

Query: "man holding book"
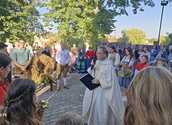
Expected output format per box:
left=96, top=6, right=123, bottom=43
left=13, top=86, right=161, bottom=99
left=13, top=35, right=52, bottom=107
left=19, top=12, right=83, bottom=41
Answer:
left=82, top=46, right=124, bottom=125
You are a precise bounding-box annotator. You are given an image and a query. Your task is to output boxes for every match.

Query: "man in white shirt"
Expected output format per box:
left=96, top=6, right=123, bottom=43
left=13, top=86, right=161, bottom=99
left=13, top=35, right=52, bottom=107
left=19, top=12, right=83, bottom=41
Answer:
left=56, top=43, right=70, bottom=90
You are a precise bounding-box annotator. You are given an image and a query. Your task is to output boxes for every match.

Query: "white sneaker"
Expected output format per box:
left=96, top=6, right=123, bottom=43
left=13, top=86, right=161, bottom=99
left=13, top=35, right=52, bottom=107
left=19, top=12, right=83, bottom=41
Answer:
left=63, top=78, right=67, bottom=87
left=56, top=80, right=61, bottom=90
left=63, top=78, right=69, bottom=89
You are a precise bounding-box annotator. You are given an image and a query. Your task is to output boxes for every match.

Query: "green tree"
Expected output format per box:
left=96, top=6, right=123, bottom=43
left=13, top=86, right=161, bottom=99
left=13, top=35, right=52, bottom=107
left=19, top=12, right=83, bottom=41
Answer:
left=121, top=28, right=146, bottom=45
left=148, top=38, right=157, bottom=44
left=0, top=0, right=43, bottom=43
left=43, top=0, right=155, bottom=47
left=106, top=34, right=117, bottom=43
left=166, top=33, right=172, bottom=44
left=151, top=35, right=169, bottom=45
left=160, top=35, right=167, bottom=45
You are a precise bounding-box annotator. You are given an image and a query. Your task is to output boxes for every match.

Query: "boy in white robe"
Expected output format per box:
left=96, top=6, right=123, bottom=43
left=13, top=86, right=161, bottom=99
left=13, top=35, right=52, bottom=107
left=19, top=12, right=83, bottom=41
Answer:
left=82, top=46, right=125, bottom=125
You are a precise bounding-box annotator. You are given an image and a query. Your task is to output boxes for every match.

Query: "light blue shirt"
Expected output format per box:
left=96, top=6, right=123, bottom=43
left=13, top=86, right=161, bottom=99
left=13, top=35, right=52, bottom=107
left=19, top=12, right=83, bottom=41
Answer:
left=10, top=48, right=32, bottom=65
left=56, top=49, right=70, bottom=65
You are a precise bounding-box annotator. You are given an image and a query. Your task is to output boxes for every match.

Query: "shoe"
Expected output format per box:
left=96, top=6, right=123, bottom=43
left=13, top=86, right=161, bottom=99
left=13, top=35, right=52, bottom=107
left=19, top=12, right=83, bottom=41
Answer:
left=63, top=78, right=67, bottom=86
left=56, top=80, right=61, bottom=91
left=63, top=78, right=70, bottom=89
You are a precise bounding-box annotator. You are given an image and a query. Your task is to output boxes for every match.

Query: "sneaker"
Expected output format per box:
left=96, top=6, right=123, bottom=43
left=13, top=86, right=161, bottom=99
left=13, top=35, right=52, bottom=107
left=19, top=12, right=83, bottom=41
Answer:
left=63, top=78, right=67, bottom=86
left=56, top=80, right=61, bottom=91
left=63, top=78, right=69, bottom=89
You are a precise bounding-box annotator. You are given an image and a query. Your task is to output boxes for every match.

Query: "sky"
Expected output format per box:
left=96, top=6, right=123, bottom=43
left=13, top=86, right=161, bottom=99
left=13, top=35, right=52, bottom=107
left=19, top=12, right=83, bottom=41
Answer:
left=38, top=0, right=172, bottom=38
left=114, top=0, right=172, bottom=38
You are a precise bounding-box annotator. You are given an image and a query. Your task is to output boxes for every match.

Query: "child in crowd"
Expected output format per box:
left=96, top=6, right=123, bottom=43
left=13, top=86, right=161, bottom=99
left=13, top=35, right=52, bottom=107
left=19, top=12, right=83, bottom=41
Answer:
left=56, top=112, right=84, bottom=125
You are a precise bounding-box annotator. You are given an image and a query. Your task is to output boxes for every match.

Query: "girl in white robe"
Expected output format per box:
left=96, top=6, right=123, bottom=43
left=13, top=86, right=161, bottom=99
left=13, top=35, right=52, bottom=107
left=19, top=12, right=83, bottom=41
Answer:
left=82, top=47, right=125, bottom=125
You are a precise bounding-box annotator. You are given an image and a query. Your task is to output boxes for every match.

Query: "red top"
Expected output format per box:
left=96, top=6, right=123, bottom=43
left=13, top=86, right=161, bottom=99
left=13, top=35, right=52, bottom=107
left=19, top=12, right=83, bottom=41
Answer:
left=0, top=81, right=9, bottom=106
left=86, top=50, right=95, bottom=59
left=135, top=63, right=149, bottom=71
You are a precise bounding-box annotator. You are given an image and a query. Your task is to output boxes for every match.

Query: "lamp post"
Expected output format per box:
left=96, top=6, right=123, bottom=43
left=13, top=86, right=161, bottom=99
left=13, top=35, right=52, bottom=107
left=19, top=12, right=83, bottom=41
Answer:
left=157, top=0, right=168, bottom=45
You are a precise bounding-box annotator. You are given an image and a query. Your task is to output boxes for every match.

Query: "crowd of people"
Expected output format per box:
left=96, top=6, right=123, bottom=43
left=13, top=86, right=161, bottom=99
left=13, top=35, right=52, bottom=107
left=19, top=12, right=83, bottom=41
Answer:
left=1, top=39, right=172, bottom=125
left=82, top=45, right=172, bottom=125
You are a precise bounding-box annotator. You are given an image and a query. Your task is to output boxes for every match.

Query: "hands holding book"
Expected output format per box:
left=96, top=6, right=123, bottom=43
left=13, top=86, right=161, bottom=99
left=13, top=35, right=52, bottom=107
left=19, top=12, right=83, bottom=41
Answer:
left=92, top=79, right=100, bottom=85
left=80, top=73, right=100, bottom=90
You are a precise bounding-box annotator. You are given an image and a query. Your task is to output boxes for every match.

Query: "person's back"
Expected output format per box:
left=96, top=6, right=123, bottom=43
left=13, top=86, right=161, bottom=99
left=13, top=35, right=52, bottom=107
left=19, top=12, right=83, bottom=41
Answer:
left=30, top=53, right=56, bottom=84
left=152, top=47, right=159, bottom=57
left=0, top=79, right=42, bottom=125
left=125, top=66, right=172, bottom=125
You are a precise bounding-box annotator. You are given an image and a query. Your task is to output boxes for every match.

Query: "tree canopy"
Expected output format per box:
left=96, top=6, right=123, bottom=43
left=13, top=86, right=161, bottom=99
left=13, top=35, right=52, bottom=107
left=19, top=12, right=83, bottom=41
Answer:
left=42, top=0, right=155, bottom=47
left=121, top=28, right=146, bottom=44
left=160, top=35, right=167, bottom=45
left=0, top=0, right=158, bottom=45
left=0, top=0, right=43, bottom=43
left=166, top=33, right=172, bottom=45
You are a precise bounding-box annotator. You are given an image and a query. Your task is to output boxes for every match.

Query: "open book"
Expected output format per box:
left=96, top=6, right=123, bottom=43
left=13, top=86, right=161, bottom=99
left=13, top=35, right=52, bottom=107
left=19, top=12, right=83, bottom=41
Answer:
left=80, top=73, right=100, bottom=90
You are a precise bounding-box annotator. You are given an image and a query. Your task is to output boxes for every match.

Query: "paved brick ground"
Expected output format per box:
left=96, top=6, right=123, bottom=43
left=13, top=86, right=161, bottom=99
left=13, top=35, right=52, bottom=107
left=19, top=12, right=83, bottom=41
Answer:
left=38, top=73, right=86, bottom=125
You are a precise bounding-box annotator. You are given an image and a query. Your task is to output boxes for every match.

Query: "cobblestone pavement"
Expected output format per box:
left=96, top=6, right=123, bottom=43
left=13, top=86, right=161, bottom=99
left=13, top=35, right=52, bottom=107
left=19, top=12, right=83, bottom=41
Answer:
left=38, top=73, right=86, bottom=125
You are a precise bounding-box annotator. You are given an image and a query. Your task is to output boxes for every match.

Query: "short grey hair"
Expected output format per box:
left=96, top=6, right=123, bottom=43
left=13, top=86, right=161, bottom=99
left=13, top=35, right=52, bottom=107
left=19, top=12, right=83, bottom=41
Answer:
left=55, top=112, right=84, bottom=125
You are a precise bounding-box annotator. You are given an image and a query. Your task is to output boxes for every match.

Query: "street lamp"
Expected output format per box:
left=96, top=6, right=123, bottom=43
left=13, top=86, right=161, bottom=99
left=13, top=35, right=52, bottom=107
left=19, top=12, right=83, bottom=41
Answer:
left=157, top=0, right=168, bottom=45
